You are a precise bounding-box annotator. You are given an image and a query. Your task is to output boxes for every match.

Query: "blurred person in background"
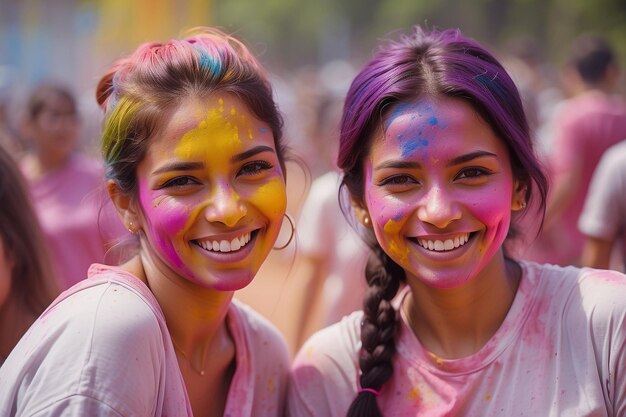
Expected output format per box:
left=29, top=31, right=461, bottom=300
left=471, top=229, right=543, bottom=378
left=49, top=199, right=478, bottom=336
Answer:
left=522, top=34, right=626, bottom=266
left=578, top=139, right=626, bottom=271
left=0, top=144, right=58, bottom=366
left=293, top=61, right=370, bottom=348
left=19, top=82, right=128, bottom=290
left=501, top=36, right=564, bottom=158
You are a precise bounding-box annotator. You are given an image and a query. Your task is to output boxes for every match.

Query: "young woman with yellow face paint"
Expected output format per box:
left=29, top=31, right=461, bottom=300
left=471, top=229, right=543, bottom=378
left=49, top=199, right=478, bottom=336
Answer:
left=0, top=28, right=291, bottom=417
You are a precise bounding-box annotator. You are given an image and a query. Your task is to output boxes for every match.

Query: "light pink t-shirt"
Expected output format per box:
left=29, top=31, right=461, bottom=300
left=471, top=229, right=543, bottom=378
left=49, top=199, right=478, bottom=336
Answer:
left=288, top=261, right=626, bottom=417
left=22, top=153, right=129, bottom=290
left=524, top=92, right=626, bottom=266
left=0, top=264, right=290, bottom=416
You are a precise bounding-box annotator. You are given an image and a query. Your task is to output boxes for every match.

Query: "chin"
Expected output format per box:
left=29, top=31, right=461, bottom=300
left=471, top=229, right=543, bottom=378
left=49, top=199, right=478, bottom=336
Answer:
left=208, top=270, right=257, bottom=292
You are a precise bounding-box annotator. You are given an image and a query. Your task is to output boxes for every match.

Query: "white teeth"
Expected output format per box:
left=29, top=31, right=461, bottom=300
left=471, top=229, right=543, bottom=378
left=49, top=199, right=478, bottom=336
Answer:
left=196, top=232, right=252, bottom=253
left=418, top=233, right=470, bottom=252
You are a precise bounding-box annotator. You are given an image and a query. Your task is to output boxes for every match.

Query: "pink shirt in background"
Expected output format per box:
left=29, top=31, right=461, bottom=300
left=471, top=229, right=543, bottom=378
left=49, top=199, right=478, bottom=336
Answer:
left=524, top=91, right=626, bottom=266
left=288, top=261, right=626, bottom=416
left=0, top=264, right=290, bottom=416
left=22, top=153, right=129, bottom=290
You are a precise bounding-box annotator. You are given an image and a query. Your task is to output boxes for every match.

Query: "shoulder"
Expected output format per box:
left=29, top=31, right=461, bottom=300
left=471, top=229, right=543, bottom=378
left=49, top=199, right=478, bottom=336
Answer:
left=527, top=262, right=626, bottom=326
left=46, top=272, right=165, bottom=361
left=291, top=312, right=361, bottom=386
left=526, top=261, right=626, bottom=295
left=576, top=267, right=626, bottom=311
left=288, top=312, right=362, bottom=416
left=598, top=141, right=626, bottom=172
left=0, top=272, right=167, bottom=414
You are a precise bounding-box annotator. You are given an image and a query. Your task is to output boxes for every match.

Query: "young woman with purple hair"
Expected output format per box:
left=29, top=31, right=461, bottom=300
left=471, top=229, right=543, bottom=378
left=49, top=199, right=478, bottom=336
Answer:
left=287, top=26, right=626, bottom=417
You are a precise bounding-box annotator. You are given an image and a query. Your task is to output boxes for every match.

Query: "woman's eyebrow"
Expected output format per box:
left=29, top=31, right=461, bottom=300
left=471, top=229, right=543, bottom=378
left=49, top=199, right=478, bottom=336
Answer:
left=231, top=145, right=275, bottom=163
left=448, top=151, right=498, bottom=166
left=152, top=161, right=205, bottom=175
left=374, top=150, right=498, bottom=171
left=374, top=160, right=421, bottom=171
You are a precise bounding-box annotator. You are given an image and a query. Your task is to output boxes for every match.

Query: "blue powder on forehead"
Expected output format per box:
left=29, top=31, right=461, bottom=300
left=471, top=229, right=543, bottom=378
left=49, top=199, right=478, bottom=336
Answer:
left=384, top=99, right=451, bottom=157
left=401, top=138, right=429, bottom=157
left=385, top=100, right=437, bottom=129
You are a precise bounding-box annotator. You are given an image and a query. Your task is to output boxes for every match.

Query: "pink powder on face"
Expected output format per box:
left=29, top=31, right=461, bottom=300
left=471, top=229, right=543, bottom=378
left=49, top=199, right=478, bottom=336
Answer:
left=363, top=97, right=519, bottom=289
left=137, top=178, right=194, bottom=272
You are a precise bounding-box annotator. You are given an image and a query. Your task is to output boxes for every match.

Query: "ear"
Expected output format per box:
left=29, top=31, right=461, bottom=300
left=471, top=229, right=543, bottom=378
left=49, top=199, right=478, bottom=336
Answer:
left=511, top=179, right=528, bottom=211
left=350, top=197, right=372, bottom=228
left=107, top=180, right=140, bottom=233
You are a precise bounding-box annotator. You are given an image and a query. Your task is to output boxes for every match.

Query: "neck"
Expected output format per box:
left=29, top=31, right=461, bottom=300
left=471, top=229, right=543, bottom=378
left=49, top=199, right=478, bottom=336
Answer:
left=123, top=255, right=235, bottom=376
left=404, top=254, right=521, bottom=359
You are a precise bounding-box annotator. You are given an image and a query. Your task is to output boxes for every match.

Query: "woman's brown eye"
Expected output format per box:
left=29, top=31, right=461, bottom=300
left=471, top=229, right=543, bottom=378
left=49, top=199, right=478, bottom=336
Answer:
left=163, top=177, right=196, bottom=188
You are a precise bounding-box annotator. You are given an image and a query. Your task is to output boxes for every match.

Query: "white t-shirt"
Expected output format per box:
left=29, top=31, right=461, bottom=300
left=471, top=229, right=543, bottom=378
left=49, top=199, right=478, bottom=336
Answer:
left=287, top=261, right=626, bottom=416
left=578, top=140, right=626, bottom=270
left=0, top=264, right=290, bottom=416
left=297, top=170, right=370, bottom=325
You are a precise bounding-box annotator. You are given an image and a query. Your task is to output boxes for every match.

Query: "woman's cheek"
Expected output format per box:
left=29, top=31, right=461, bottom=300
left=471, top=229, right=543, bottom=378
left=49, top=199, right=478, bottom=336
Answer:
left=249, top=178, right=287, bottom=219
left=369, top=194, right=411, bottom=263
left=139, top=184, right=192, bottom=235
left=138, top=187, right=195, bottom=268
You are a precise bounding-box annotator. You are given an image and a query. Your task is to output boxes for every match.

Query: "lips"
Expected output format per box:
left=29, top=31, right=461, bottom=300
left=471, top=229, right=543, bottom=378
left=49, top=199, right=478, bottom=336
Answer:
left=193, top=232, right=252, bottom=253
left=416, top=233, right=470, bottom=252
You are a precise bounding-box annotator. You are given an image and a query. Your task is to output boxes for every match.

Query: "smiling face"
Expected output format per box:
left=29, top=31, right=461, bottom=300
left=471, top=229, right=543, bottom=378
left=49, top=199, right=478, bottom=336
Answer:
left=362, top=96, right=524, bottom=289
left=131, top=94, right=287, bottom=291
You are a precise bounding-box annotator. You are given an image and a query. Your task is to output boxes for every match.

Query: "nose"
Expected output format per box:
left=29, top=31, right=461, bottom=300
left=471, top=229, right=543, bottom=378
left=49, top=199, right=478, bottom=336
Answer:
left=204, top=183, right=247, bottom=227
left=416, top=185, right=461, bottom=229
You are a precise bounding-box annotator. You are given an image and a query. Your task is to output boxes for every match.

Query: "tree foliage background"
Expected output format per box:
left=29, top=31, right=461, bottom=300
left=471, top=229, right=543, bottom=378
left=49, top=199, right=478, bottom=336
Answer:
left=211, top=0, right=626, bottom=71
left=0, top=0, right=624, bottom=90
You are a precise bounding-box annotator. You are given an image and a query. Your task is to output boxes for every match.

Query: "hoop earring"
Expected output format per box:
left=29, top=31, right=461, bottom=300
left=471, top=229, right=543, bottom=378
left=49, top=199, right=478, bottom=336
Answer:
left=274, top=213, right=295, bottom=250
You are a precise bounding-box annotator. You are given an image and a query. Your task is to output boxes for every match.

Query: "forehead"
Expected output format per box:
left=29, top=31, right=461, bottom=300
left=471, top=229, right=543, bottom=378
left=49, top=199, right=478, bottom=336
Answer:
left=371, top=96, right=508, bottom=160
left=151, top=93, right=270, bottom=153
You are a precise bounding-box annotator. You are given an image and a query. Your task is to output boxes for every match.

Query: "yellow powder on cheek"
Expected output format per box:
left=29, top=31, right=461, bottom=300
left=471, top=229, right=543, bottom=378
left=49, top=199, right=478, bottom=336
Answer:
left=251, top=180, right=287, bottom=215
left=383, top=219, right=409, bottom=262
